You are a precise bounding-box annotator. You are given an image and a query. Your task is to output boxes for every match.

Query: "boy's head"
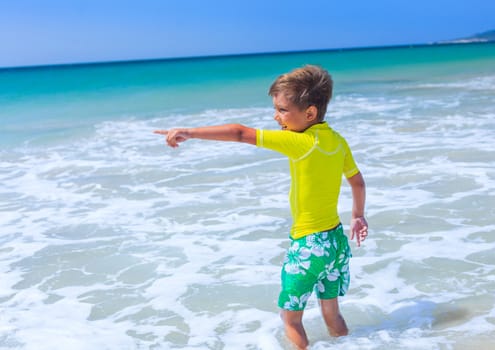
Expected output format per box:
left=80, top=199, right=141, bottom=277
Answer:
left=269, top=65, right=333, bottom=122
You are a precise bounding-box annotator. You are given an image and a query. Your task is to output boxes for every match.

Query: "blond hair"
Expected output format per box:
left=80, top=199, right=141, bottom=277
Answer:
left=268, top=65, right=333, bottom=122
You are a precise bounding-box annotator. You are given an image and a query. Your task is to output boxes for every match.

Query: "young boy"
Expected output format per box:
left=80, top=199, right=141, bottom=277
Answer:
left=154, top=65, right=368, bottom=349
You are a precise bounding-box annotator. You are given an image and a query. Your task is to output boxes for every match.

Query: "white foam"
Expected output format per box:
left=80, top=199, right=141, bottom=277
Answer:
left=412, top=75, right=495, bottom=91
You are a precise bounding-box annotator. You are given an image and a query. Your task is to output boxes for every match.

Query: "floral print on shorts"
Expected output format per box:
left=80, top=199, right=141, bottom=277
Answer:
left=278, top=224, right=351, bottom=311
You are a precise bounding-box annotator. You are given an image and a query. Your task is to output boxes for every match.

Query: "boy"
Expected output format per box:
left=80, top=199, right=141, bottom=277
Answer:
left=154, top=65, right=368, bottom=349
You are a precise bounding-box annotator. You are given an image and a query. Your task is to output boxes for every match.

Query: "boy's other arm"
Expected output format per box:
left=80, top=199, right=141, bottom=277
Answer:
left=154, top=124, right=256, bottom=148
left=346, top=172, right=368, bottom=247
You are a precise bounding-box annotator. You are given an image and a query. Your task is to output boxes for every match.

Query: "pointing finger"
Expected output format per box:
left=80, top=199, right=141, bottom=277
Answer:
left=153, top=130, right=169, bottom=135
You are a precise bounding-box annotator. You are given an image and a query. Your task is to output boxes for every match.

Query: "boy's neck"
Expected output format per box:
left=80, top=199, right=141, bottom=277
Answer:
left=301, top=120, right=325, bottom=132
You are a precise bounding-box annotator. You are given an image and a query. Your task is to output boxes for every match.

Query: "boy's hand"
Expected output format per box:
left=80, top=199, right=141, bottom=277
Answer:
left=350, top=217, right=368, bottom=247
left=154, top=129, right=190, bottom=148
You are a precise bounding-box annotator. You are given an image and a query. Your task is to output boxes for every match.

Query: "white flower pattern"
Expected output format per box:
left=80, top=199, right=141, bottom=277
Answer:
left=279, top=226, right=352, bottom=310
left=306, top=231, right=331, bottom=257
left=284, top=241, right=312, bottom=275
left=284, top=292, right=312, bottom=310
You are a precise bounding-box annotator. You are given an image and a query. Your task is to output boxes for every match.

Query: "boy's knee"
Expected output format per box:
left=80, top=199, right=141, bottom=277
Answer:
left=280, top=310, right=303, bottom=327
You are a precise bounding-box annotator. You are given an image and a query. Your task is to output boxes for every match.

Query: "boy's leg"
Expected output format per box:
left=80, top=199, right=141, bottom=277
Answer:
left=315, top=225, right=351, bottom=337
left=319, top=297, right=348, bottom=337
left=280, top=309, right=308, bottom=350
left=279, top=236, right=315, bottom=349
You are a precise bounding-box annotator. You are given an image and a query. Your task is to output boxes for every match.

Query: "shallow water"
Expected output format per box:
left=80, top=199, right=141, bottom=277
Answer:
left=1, top=44, right=495, bottom=349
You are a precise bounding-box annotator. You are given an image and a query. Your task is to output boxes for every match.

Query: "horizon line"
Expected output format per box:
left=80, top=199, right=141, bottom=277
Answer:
left=1, top=40, right=493, bottom=72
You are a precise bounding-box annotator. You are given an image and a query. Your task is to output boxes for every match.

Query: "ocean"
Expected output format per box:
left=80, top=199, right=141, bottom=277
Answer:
left=1, top=43, right=494, bottom=349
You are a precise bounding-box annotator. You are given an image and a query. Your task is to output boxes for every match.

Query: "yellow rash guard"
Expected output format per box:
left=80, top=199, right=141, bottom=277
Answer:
left=256, top=122, right=359, bottom=239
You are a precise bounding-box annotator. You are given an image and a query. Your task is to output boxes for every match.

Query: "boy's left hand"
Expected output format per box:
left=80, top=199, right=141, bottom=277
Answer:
left=350, top=217, right=368, bottom=247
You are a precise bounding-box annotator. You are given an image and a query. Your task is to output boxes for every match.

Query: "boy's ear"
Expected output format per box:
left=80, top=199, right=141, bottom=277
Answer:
left=306, top=105, right=318, bottom=121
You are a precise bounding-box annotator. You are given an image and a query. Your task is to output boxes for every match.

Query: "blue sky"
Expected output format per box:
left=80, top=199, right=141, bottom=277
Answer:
left=0, top=0, right=494, bottom=68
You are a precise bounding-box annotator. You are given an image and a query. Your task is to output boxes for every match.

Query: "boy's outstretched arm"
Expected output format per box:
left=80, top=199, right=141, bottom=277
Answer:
left=154, top=124, right=256, bottom=147
left=346, top=172, right=368, bottom=247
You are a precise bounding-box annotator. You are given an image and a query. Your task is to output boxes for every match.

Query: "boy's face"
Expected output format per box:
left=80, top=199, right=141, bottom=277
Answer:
left=272, top=93, right=316, bottom=132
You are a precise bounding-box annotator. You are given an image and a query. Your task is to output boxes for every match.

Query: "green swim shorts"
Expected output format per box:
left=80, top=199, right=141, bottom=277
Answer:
left=278, top=224, right=351, bottom=311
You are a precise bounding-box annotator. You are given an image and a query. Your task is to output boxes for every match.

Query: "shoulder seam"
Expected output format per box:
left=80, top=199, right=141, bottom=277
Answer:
left=292, top=130, right=318, bottom=162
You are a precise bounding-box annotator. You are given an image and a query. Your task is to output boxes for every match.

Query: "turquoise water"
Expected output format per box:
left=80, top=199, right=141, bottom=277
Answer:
left=1, top=43, right=494, bottom=146
left=1, top=43, right=495, bottom=349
